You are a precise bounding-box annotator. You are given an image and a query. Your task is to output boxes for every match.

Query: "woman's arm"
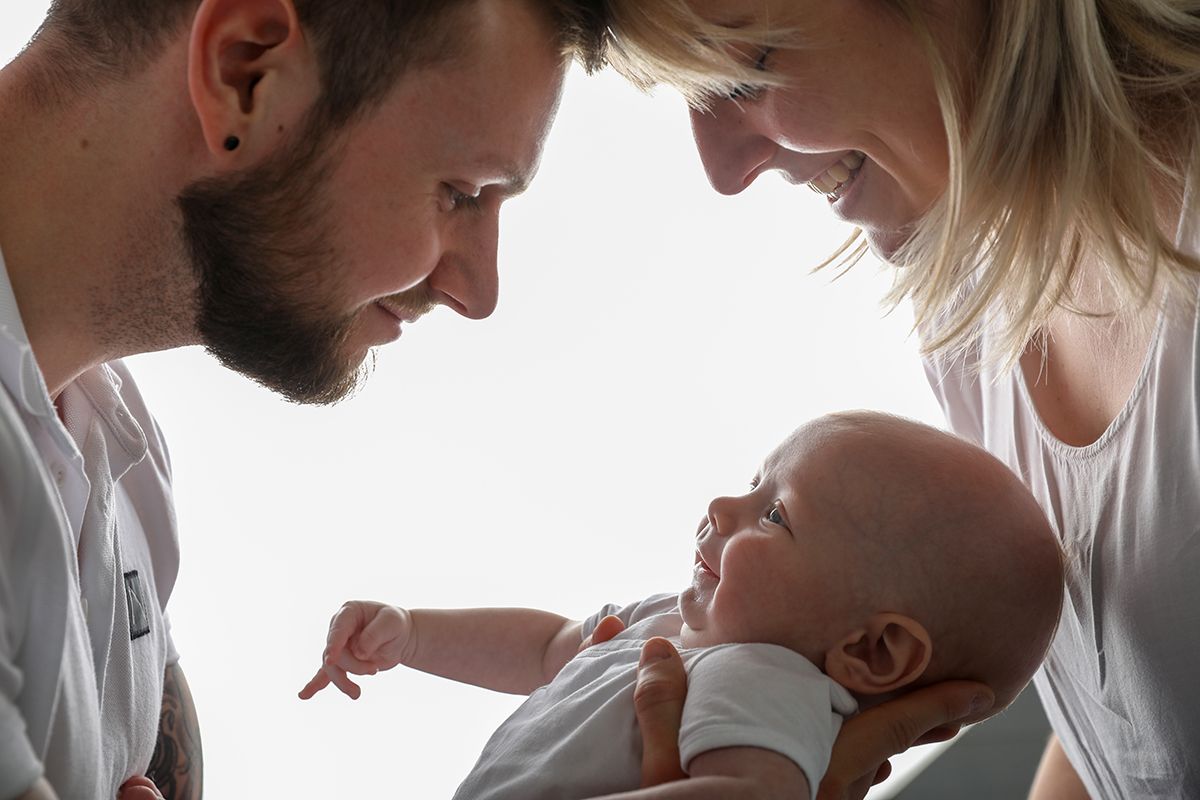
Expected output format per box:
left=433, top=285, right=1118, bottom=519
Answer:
left=1028, top=733, right=1090, bottom=800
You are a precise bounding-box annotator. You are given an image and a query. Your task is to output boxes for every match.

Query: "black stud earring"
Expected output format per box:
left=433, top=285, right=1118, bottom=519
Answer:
left=223, top=136, right=240, bottom=152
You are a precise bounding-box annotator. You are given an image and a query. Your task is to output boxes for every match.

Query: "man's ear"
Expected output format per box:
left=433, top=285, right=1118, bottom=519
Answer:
left=187, top=0, right=319, bottom=159
left=823, top=613, right=932, bottom=695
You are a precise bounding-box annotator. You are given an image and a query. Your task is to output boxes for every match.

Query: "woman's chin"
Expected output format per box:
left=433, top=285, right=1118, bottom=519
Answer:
left=862, top=225, right=910, bottom=266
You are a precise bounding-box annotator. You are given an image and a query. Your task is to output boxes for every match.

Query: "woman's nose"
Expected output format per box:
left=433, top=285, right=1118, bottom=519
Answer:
left=689, top=102, right=775, bottom=196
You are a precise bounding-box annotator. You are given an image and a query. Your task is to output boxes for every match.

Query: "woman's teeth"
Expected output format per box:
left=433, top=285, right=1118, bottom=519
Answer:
left=809, top=151, right=865, bottom=201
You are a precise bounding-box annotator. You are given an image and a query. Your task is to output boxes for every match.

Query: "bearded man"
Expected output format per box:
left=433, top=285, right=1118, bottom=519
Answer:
left=0, top=1, right=604, bottom=797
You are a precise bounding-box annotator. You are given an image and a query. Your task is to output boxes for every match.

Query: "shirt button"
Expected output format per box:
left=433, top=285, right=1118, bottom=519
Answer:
left=52, top=465, right=66, bottom=485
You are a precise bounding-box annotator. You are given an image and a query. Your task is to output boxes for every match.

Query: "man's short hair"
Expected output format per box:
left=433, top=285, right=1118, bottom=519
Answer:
left=39, top=0, right=611, bottom=126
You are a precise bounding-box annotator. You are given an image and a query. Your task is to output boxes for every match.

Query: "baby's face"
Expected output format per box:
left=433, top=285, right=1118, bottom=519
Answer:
left=678, top=421, right=870, bottom=659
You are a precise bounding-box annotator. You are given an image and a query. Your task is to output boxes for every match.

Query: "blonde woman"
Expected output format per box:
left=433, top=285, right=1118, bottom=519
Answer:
left=598, top=1, right=1200, bottom=798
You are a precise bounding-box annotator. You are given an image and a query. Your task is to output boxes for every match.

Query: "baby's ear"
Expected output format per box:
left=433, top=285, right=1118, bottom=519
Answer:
left=823, top=613, right=932, bottom=695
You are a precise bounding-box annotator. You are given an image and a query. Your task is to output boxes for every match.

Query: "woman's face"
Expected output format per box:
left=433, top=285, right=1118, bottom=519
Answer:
left=686, top=0, right=985, bottom=260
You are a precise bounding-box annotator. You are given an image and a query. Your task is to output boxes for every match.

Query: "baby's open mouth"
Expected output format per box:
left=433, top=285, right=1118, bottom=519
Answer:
left=697, top=552, right=720, bottom=580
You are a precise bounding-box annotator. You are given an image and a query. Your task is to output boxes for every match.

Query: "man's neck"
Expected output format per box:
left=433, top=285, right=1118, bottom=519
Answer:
left=0, top=41, right=199, bottom=397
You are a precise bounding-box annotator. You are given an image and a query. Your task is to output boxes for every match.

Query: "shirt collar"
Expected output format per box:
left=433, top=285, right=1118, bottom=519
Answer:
left=0, top=246, right=147, bottom=476
left=0, top=245, right=59, bottom=420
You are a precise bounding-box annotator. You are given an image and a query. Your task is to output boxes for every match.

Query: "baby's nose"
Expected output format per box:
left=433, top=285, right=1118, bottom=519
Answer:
left=706, top=496, right=737, bottom=535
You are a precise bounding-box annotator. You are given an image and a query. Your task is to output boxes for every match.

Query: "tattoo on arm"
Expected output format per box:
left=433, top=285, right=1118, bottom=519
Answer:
left=146, top=663, right=204, bottom=800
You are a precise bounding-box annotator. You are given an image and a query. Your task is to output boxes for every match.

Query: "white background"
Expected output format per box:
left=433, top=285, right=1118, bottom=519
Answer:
left=2, top=6, right=943, bottom=797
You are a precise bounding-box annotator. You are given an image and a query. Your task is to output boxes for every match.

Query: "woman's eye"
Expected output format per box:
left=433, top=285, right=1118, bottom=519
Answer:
left=726, top=83, right=762, bottom=102
left=724, top=47, right=774, bottom=102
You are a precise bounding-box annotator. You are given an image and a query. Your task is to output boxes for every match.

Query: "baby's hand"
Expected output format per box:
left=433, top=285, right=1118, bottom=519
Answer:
left=298, top=601, right=414, bottom=701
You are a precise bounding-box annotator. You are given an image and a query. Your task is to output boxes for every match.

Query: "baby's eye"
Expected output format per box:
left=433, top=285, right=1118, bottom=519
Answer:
left=765, top=504, right=786, bottom=527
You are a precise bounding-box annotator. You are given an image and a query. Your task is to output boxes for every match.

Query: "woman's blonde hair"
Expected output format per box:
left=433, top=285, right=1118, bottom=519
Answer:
left=600, top=0, right=1200, bottom=366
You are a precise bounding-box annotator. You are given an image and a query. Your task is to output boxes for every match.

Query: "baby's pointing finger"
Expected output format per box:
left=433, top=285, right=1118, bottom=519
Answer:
left=298, top=668, right=331, bottom=700
left=323, top=664, right=362, bottom=700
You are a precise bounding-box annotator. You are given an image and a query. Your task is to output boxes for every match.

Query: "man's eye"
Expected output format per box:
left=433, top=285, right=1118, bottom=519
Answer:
left=445, top=185, right=482, bottom=212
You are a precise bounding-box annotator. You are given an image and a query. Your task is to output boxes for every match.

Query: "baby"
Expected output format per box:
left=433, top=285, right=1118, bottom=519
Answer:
left=299, top=412, right=1064, bottom=799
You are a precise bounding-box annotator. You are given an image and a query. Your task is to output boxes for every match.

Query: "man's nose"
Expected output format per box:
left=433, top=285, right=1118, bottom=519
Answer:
left=689, top=102, right=775, bottom=196
left=428, top=219, right=500, bottom=320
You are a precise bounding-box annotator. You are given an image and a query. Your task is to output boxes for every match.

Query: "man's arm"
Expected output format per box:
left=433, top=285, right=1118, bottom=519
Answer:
left=145, top=663, right=203, bottom=800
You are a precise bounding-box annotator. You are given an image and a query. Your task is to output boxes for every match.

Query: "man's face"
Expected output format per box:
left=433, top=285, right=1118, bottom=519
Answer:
left=180, top=0, right=567, bottom=404
left=678, top=421, right=870, bottom=659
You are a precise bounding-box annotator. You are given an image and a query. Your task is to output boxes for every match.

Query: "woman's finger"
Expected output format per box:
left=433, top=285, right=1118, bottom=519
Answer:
left=118, top=776, right=164, bottom=799
left=817, top=680, right=993, bottom=800
left=635, top=637, right=689, bottom=787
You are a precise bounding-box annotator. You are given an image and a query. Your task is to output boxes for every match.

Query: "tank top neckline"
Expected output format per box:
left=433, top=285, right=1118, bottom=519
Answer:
left=1013, top=297, right=1169, bottom=461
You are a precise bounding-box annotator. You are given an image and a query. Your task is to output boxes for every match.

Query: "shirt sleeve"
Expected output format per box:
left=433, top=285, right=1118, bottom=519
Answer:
left=0, top=407, right=45, bottom=797
left=0, top=694, right=41, bottom=798
left=0, top=565, right=42, bottom=798
left=678, top=644, right=857, bottom=799
left=581, top=593, right=679, bottom=640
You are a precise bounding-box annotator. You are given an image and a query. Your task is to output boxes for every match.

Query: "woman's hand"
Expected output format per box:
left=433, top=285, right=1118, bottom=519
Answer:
left=816, top=681, right=995, bottom=800
left=586, top=626, right=691, bottom=788
left=619, top=638, right=992, bottom=797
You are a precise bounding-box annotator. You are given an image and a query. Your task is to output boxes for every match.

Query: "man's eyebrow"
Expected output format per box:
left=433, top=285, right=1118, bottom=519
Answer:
left=478, top=162, right=532, bottom=198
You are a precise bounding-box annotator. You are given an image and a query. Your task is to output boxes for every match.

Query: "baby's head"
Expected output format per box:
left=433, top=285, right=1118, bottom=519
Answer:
left=678, top=412, right=1064, bottom=715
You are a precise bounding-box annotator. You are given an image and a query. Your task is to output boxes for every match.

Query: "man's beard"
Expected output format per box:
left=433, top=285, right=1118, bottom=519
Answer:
left=178, top=128, right=434, bottom=406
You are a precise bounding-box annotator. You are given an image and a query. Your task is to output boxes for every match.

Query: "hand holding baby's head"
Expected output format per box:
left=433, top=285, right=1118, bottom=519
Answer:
left=679, top=411, right=1064, bottom=717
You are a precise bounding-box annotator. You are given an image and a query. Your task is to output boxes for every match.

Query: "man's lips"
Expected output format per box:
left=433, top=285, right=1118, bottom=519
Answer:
left=376, top=299, right=426, bottom=324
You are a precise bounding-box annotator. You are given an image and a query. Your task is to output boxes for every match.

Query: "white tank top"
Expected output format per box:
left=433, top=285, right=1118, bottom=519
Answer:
left=923, top=219, right=1200, bottom=797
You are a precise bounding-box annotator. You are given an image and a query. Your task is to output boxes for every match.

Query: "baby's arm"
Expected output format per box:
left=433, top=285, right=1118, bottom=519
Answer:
left=298, top=601, right=588, bottom=699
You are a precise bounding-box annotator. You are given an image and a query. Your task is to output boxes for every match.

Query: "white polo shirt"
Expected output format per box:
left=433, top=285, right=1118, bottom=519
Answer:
left=0, top=247, right=179, bottom=799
